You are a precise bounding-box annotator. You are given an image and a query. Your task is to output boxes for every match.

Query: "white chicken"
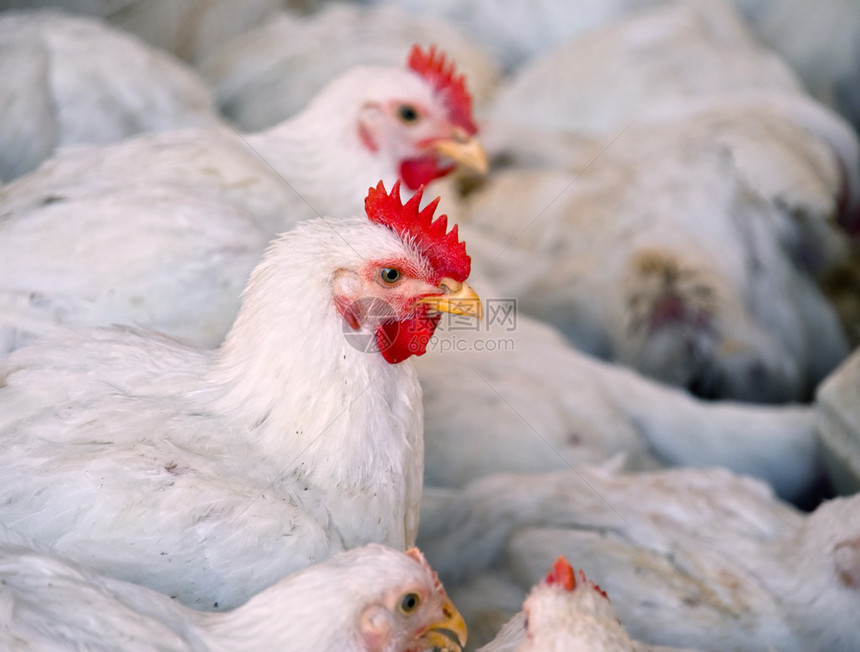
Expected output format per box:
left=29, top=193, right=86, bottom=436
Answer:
left=816, top=346, right=860, bottom=495
left=453, top=107, right=851, bottom=402
left=731, top=0, right=860, bottom=131
left=416, top=309, right=822, bottom=504
left=481, top=0, right=803, bottom=166
left=476, top=557, right=697, bottom=652
left=0, top=43, right=487, bottom=353
left=478, top=0, right=860, bottom=239
left=199, top=2, right=500, bottom=132
left=0, top=536, right=467, bottom=652
left=418, top=466, right=860, bottom=651
left=0, top=181, right=480, bottom=611
left=0, top=0, right=283, bottom=64
left=0, top=9, right=223, bottom=182
left=372, top=0, right=663, bottom=72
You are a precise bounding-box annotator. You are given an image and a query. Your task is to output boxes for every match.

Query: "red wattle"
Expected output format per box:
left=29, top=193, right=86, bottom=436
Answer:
left=376, top=308, right=441, bottom=364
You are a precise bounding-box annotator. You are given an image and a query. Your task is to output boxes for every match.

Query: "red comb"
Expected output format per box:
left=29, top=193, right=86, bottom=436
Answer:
left=580, top=569, right=609, bottom=600
left=406, top=548, right=444, bottom=593
left=546, top=556, right=576, bottom=591
left=365, top=180, right=471, bottom=283
left=408, top=44, right=477, bottom=135
left=545, top=557, right=610, bottom=600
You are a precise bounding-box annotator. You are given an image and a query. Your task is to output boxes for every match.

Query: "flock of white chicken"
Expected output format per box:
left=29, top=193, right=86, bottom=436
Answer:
left=0, top=0, right=859, bottom=650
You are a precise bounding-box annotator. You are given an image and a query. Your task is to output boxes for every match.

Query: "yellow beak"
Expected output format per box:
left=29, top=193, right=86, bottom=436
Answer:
left=422, top=598, right=468, bottom=652
left=431, top=128, right=489, bottom=177
left=418, top=278, right=483, bottom=322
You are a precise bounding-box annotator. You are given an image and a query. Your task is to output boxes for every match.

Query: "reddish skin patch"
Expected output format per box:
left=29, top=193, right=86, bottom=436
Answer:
left=334, top=295, right=361, bottom=331
left=359, top=121, right=379, bottom=152
left=333, top=255, right=445, bottom=364
left=648, top=292, right=710, bottom=335
left=407, top=44, right=477, bottom=136
left=366, top=256, right=425, bottom=286
left=649, top=293, right=687, bottom=331
left=835, top=538, right=860, bottom=588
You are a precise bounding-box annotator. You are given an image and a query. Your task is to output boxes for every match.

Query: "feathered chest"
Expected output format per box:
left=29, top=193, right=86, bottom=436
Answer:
left=199, top=216, right=447, bottom=545
left=221, top=339, right=425, bottom=549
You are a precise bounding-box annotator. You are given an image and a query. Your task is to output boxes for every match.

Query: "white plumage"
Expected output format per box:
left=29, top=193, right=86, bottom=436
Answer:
left=452, top=104, right=851, bottom=402
left=417, top=309, right=821, bottom=503
left=0, top=536, right=468, bottom=652
left=0, top=10, right=223, bottom=182
left=733, top=0, right=860, bottom=130
left=817, top=347, right=860, bottom=494
left=482, top=0, right=802, bottom=164
left=0, top=0, right=284, bottom=64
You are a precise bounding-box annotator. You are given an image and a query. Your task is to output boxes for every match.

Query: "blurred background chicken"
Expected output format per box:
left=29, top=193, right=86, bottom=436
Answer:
left=452, top=115, right=850, bottom=402
left=480, top=0, right=802, bottom=164
left=0, top=536, right=467, bottom=652
left=731, top=0, right=860, bottom=133
left=0, top=0, right=284, bottom=64
left=416, top=310, right=822, bottom=505
left=476, top=556, right=698, bottom=651
left=816, top=347, right=860, bottom=495
left=0, top=10, right=224, bottom=182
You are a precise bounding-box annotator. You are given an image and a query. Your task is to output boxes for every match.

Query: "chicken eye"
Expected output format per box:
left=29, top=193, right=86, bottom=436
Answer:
left=380, top=267, right=401, bottom=284
left=397, top=104, right=420, bottom=124
left=399, top=592, right=420, bottom=614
